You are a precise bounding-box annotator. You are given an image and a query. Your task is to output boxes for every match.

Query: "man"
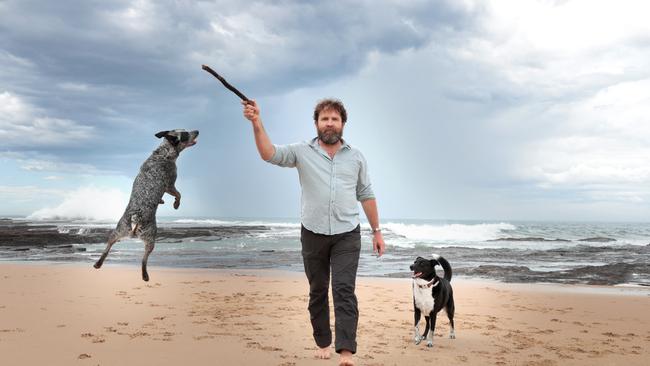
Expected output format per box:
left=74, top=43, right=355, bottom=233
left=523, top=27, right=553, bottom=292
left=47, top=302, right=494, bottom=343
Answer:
left=242, top=98, right=385, bottom=366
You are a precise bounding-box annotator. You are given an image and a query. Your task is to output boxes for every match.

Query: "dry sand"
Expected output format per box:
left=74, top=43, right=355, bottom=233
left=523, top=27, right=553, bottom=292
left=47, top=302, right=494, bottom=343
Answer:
left=0, top=262, right=648, bottom=365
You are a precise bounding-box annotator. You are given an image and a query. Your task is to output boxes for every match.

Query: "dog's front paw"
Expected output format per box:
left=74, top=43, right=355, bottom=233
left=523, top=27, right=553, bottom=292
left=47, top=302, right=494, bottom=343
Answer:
left=173, top=200, right=180, bottom=209
left=427, top=341, right=433, bottom=348
left=449, top=332, right=456, bottom=339
left=414, top=335, right=423, bottom=345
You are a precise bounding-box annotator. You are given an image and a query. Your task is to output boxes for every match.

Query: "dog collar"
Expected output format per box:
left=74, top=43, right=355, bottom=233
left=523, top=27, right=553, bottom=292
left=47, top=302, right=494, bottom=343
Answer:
left=415, top=279, right=439, bottom=289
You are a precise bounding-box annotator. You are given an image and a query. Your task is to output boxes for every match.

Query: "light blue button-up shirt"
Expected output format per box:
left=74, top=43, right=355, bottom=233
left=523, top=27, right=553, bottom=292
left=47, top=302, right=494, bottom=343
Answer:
left=267, top=137, right=375, bottom=235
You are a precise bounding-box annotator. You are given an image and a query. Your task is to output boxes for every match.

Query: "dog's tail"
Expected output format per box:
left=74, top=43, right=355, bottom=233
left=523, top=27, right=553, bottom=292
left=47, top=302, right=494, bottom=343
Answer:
left=432, top=254, right=452, bottom=282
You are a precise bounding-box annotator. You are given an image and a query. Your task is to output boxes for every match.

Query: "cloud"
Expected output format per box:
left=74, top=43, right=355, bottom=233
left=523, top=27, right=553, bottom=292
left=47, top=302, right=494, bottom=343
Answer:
left=0, top=151, right=121, bottom=177
left=0, top=91, right=94, bottom=147
left=186, top=0, right=463, bottom=85
left=455, top=0, right=650, bottom=100
left=0, top=185, right=65, bottom=203
left=511, top=79, right=650, bottom=203
left=0, top=0, right=479, bottom=96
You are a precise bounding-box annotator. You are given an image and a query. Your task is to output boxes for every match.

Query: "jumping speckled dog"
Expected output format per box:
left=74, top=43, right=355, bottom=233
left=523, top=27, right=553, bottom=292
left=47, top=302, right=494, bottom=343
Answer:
left=410, top=254, right=456, bottom=348
left=93, top=129, right=199, bottom=281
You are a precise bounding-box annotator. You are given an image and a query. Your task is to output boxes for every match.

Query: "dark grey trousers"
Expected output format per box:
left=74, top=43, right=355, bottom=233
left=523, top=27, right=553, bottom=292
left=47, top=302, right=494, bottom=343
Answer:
left=301, top=224, right=361, bottom=354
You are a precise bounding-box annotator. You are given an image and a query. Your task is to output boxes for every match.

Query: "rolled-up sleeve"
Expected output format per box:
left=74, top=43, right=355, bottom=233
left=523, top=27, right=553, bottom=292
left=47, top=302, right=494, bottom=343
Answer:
left=356, top=152, right=375, bottom=201
left=267, top=143, right=298, bottom=167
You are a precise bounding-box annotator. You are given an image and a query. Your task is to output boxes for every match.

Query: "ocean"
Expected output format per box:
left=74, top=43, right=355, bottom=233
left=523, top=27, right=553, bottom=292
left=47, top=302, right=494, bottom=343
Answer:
left=1, top=217, right=648, bottom=286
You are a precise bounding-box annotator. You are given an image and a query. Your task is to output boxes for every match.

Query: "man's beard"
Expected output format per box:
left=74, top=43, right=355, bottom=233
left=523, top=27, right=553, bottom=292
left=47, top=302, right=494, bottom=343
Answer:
left=318, top=127, right=343, bottom=145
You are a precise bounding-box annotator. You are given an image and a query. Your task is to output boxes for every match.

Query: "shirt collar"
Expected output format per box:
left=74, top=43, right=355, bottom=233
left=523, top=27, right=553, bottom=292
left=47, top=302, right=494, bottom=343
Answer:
left=309, top=137, right=351, bottom=150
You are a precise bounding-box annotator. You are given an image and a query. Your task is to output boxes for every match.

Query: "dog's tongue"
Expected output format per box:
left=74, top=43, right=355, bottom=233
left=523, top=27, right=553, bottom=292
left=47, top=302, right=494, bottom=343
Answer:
left=412, top=272, right=422, bottom=278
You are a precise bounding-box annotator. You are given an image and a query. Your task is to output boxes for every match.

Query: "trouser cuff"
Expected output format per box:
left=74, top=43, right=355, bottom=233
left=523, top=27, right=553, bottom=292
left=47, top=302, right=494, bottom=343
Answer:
left=314, top=335, right=332, bottom=349
left=335, top=340, right=357, bottom=354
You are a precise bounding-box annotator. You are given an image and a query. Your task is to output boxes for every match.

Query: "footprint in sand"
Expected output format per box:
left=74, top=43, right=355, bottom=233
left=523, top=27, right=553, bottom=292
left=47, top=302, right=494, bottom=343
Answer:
left=129, top=331, right=150, bottom=339
left=0, top=328, right=25, bottom=334
left=78, top=353, right=91, bottom=359
left=535, top=329, right=555, bottom=334
left=115, top=291, right=132, bottom=300
left=193, top=335, right=214, bottom=341
left=81, top=332, right=106, bottom=343
left=153, top=331, right=175, bottom=341
left=602, top=332, right=620, bottom=337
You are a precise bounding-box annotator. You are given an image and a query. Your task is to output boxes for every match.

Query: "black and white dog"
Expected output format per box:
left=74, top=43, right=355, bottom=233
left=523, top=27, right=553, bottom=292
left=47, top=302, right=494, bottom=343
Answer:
left=410, top=254, right=455, bottom=347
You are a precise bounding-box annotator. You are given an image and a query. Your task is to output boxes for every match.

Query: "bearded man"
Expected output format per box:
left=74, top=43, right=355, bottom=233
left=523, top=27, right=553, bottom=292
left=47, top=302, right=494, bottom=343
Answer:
left=242, top=98, right=385, bottom=366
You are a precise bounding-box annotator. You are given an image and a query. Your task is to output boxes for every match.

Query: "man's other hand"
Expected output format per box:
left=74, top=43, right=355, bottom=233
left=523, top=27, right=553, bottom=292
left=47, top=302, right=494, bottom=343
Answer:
left=373, top=232, right=385, bottom=257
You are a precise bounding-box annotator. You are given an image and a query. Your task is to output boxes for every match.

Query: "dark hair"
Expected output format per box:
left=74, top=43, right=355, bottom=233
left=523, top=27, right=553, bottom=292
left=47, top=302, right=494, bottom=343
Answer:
left=313, top=98, right=347, bottom=123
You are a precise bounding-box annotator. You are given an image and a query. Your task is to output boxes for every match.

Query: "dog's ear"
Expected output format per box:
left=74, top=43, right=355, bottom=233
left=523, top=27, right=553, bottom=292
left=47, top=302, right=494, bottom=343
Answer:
left=430, top=259, right=439, bottom=267
left=155, top=131, right=169, bottom=138
left=164, top=134, right=180, bottom=145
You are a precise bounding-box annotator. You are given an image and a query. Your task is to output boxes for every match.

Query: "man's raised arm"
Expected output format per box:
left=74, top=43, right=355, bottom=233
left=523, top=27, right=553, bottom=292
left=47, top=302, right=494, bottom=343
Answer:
left=242, top=100, right=275, bottom=161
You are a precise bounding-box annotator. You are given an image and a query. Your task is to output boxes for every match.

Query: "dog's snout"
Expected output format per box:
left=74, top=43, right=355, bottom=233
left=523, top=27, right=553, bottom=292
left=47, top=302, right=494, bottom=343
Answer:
left=410, top=264, right=414, bottom=270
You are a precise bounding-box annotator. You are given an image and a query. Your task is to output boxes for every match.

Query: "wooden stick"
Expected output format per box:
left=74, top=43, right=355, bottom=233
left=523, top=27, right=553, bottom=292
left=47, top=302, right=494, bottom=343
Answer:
left=201, top=65, right=250, bottom=103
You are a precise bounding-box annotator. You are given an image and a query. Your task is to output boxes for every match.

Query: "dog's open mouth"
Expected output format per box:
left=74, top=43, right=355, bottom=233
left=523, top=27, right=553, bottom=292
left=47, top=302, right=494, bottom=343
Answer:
left=187, top=139, right=198, bottom=147
left=412, top=272, right=422, bottom=278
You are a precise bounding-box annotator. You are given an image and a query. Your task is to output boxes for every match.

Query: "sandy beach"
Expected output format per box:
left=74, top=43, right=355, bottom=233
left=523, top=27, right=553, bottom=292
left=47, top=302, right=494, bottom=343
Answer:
left=0, top=263, right=648, bottom=365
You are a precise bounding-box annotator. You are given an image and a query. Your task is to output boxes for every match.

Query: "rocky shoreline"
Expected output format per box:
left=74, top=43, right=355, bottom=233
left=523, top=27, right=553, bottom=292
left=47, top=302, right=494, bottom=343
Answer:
left=0, top=218, right=269, bottom=248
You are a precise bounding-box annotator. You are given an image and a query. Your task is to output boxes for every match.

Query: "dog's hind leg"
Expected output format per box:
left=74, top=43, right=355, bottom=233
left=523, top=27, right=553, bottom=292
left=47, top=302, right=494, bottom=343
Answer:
left=447, top=298, right=456, bottom=339
left=94, top=228, right=125, bottom=269
left=427, top=313, right=437, bottom=348
left=141, top=239, right=155, bottom=282
left=414, top=305, right=423, bottom=344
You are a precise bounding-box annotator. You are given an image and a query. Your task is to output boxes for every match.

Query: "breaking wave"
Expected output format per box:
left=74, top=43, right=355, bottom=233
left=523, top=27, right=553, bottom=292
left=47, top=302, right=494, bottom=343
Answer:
left=384, top=222, right=516, bottom=242
left=28, top=186, right=127, bottom=222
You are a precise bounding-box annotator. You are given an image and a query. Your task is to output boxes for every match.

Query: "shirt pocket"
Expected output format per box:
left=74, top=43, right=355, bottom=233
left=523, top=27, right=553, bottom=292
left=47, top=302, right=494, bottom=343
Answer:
left=335, top=160, right=359, bottom=189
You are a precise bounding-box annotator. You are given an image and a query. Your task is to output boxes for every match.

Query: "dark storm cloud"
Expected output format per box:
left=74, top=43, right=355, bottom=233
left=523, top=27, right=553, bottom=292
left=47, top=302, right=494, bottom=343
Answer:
left=0, top=0, right=479, bottom=174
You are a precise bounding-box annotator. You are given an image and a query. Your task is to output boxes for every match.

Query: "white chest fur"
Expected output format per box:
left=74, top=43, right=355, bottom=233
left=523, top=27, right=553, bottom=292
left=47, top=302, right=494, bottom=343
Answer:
left=412, top=278, right=435, bottom=315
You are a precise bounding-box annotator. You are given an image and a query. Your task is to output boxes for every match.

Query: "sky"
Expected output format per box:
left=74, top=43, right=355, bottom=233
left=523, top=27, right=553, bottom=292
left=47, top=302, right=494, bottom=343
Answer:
left=1, top=0, right=649, bottom=222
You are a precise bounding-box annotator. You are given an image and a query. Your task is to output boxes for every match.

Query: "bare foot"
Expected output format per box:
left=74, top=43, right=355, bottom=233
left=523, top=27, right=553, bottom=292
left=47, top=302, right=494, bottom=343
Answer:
left=314, top=347, right=331, bottom=359
left=339, top=350, right=354, bottom=366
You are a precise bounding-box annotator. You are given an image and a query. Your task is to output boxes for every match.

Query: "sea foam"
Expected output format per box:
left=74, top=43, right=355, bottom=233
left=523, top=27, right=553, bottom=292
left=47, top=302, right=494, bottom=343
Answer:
left=27, top=186, right=127, bottom=222
left=384, top=222, right=516, bottom=242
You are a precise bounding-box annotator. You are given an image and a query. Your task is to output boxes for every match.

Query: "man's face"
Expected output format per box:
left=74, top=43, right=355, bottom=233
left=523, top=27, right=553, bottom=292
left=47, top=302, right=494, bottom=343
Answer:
left=316, top=108, right=344, bottom=145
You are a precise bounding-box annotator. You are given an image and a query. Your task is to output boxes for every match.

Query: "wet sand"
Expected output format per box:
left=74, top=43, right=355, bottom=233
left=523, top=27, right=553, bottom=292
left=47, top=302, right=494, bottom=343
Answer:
left=0, top=263, right=648, bottom=365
